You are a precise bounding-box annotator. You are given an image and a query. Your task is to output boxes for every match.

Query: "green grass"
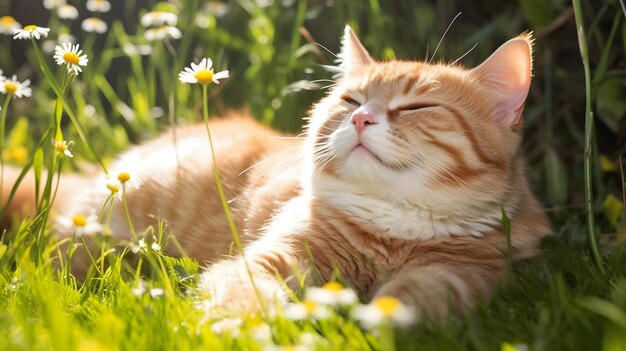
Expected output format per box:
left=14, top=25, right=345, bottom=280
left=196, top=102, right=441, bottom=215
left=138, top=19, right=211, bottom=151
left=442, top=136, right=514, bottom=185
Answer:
left=1, top=0, right=625, bottom=350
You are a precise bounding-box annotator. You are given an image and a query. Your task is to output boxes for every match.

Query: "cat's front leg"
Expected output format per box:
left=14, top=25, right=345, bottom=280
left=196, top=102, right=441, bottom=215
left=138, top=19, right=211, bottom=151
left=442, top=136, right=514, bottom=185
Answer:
left=374, top=261, right=504, bottom=322
left=198, top=241, right=306, bottom=314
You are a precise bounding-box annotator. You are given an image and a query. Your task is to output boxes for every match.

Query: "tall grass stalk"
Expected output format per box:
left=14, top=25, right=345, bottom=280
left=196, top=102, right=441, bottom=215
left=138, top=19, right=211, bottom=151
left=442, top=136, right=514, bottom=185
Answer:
left=572, top=0, right=604, bottom=273
left=200, top=83, right=267, bottom=314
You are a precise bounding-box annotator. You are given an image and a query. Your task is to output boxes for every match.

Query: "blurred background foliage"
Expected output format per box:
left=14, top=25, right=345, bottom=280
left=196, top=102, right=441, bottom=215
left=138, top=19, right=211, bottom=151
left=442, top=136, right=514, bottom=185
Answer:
left=1, top=0, right=625, bottom=243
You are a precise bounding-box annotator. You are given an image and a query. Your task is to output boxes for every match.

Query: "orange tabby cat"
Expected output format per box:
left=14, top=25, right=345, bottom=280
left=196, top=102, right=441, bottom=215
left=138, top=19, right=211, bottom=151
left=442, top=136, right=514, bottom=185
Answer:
left=2, top=26, right=550, bottom=321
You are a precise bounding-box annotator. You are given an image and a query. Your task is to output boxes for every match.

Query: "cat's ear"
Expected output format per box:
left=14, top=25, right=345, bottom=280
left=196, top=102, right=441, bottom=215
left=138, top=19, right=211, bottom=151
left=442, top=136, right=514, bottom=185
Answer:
left=471, top=33, right=533, bottom=126
left=338, top=25, right=374, bottom=74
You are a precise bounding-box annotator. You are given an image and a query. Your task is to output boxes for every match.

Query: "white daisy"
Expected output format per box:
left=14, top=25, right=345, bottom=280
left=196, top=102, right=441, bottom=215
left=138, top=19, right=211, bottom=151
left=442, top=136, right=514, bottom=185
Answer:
left=205, top=1, right=229, bottom=17
left=283, top=299, right=332, bottom=320
left=131, top=280, right=146, bottom=296
left=115, top=171, right=142, bottom=190
left=0, top=16, right=21, bottom=35
left=43, top=0, right=66, bottom=10
left=210, top=318, right=243, bottom=335
left=54, top=42, right=89, bottom=75
left=0, top=75, right=32, bottom=98
left=178, top=58, right=229, bottom=85
left=57, top=33, right=76, bottom=44
left=122, top=43, right=153, bottom=56
left=81, top=17, right=108, bottom=33
left=58, top=4, right=79, bottom=20
left=352, top=296, right=415, bottom=328
left=144, top=25, right=182, bottom=41
left=54, top=140, right=74, bottom=158
left=57, top=213, right=103, bottom=237
left=149, top=288, right=164, bottom=298
left=130, top=237, right=160, bottom=254
left=306, top=281, right=358, bottom=306
left=13, top=25, right=50, bottom=40
left=140, top=11, right=178, bottom=27
left=86, top=0, right=111, bottom=13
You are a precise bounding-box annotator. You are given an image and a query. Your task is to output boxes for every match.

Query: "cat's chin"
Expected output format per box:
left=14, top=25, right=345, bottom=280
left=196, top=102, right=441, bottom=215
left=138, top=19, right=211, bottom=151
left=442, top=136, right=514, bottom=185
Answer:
left=349, top=144, right=407, bottom=172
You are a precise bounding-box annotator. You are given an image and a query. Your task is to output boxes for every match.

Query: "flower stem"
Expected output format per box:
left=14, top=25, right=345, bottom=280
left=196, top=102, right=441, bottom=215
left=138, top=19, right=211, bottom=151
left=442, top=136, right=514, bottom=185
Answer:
left=200, top=84, right=267, bottom=314
left=572, top=0, right=604, bottom=273
left=200, top=84, right=242, bottom=251
left=121, top=185, right=136, bottom=239
left=0, top=94, right=13, bottom=203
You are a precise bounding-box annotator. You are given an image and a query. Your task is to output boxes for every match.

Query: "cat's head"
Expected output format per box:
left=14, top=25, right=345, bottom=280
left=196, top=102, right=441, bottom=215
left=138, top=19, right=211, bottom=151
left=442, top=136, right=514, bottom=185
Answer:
left=304, top=26, right=534, bottom=210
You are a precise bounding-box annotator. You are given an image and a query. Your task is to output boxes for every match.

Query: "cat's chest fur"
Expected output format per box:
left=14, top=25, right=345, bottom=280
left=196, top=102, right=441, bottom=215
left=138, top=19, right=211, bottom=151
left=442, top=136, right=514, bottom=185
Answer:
left=313, top=178, right=505, bottom=241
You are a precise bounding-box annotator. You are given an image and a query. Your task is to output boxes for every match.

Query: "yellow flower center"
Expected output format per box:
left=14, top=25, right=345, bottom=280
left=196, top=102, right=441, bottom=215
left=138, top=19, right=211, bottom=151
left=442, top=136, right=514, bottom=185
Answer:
left=24, top=24, right=38, bottom=31
left=117, top=172, right=131, bottom=183
left=54, top=141, right=68, bottom=153
left=322, top=281, right=344, bottom=292
left=106, top=183, right=119, bottom=193
left=63, top=52, right=80, bottom=65
left=373, top=296, right=402, bottom=316
left=194, top=69, right=214, bottom=84
left=302, top=300, right=317, bottom=313
left=4, top=82, right=17, bottom=94
left=0, top=16, right=16, bottom=26
left=73, top=215, right=87, bottom=227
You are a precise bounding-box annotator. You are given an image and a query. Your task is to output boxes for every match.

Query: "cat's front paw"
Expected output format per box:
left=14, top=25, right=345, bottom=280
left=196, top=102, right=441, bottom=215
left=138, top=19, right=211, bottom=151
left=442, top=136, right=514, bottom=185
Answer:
left=198, top=259, right=287, bottom=315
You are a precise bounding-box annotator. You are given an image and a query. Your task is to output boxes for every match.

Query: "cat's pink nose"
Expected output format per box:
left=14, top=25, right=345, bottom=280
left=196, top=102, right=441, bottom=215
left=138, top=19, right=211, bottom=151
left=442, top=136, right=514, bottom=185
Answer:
left=351, top=112, right=377, bottom=135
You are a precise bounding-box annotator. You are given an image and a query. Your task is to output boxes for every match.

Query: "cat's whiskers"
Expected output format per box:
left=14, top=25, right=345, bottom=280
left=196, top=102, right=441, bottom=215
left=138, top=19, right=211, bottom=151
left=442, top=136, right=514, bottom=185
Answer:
left=246, top=141, right=330, bottom=185
left=314, top=42, right=340, bottom=60
left=238, top=144, right=303, bottom=177
left=449, top=42, right=479, bottom=67
left=266, top=135, right=307, bottom=140
left=428, top=12, right=462, bottom=64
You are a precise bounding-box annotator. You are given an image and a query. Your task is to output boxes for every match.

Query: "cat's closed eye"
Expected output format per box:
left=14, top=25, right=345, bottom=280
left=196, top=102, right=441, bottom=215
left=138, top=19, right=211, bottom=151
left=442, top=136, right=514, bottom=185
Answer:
left=397, top=103, right=438, bottom=111
left=341, top=95, right=361, bottom=107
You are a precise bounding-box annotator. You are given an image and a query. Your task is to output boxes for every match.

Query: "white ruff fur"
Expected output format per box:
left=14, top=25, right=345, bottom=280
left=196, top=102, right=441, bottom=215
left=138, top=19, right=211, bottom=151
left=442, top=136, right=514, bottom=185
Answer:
left=315, top=177, right=507, bottom=240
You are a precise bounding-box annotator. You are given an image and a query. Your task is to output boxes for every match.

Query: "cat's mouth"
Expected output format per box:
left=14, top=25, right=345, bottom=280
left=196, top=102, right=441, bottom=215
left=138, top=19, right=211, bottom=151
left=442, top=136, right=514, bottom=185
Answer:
left=352, top=144, right=405, bottom=171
